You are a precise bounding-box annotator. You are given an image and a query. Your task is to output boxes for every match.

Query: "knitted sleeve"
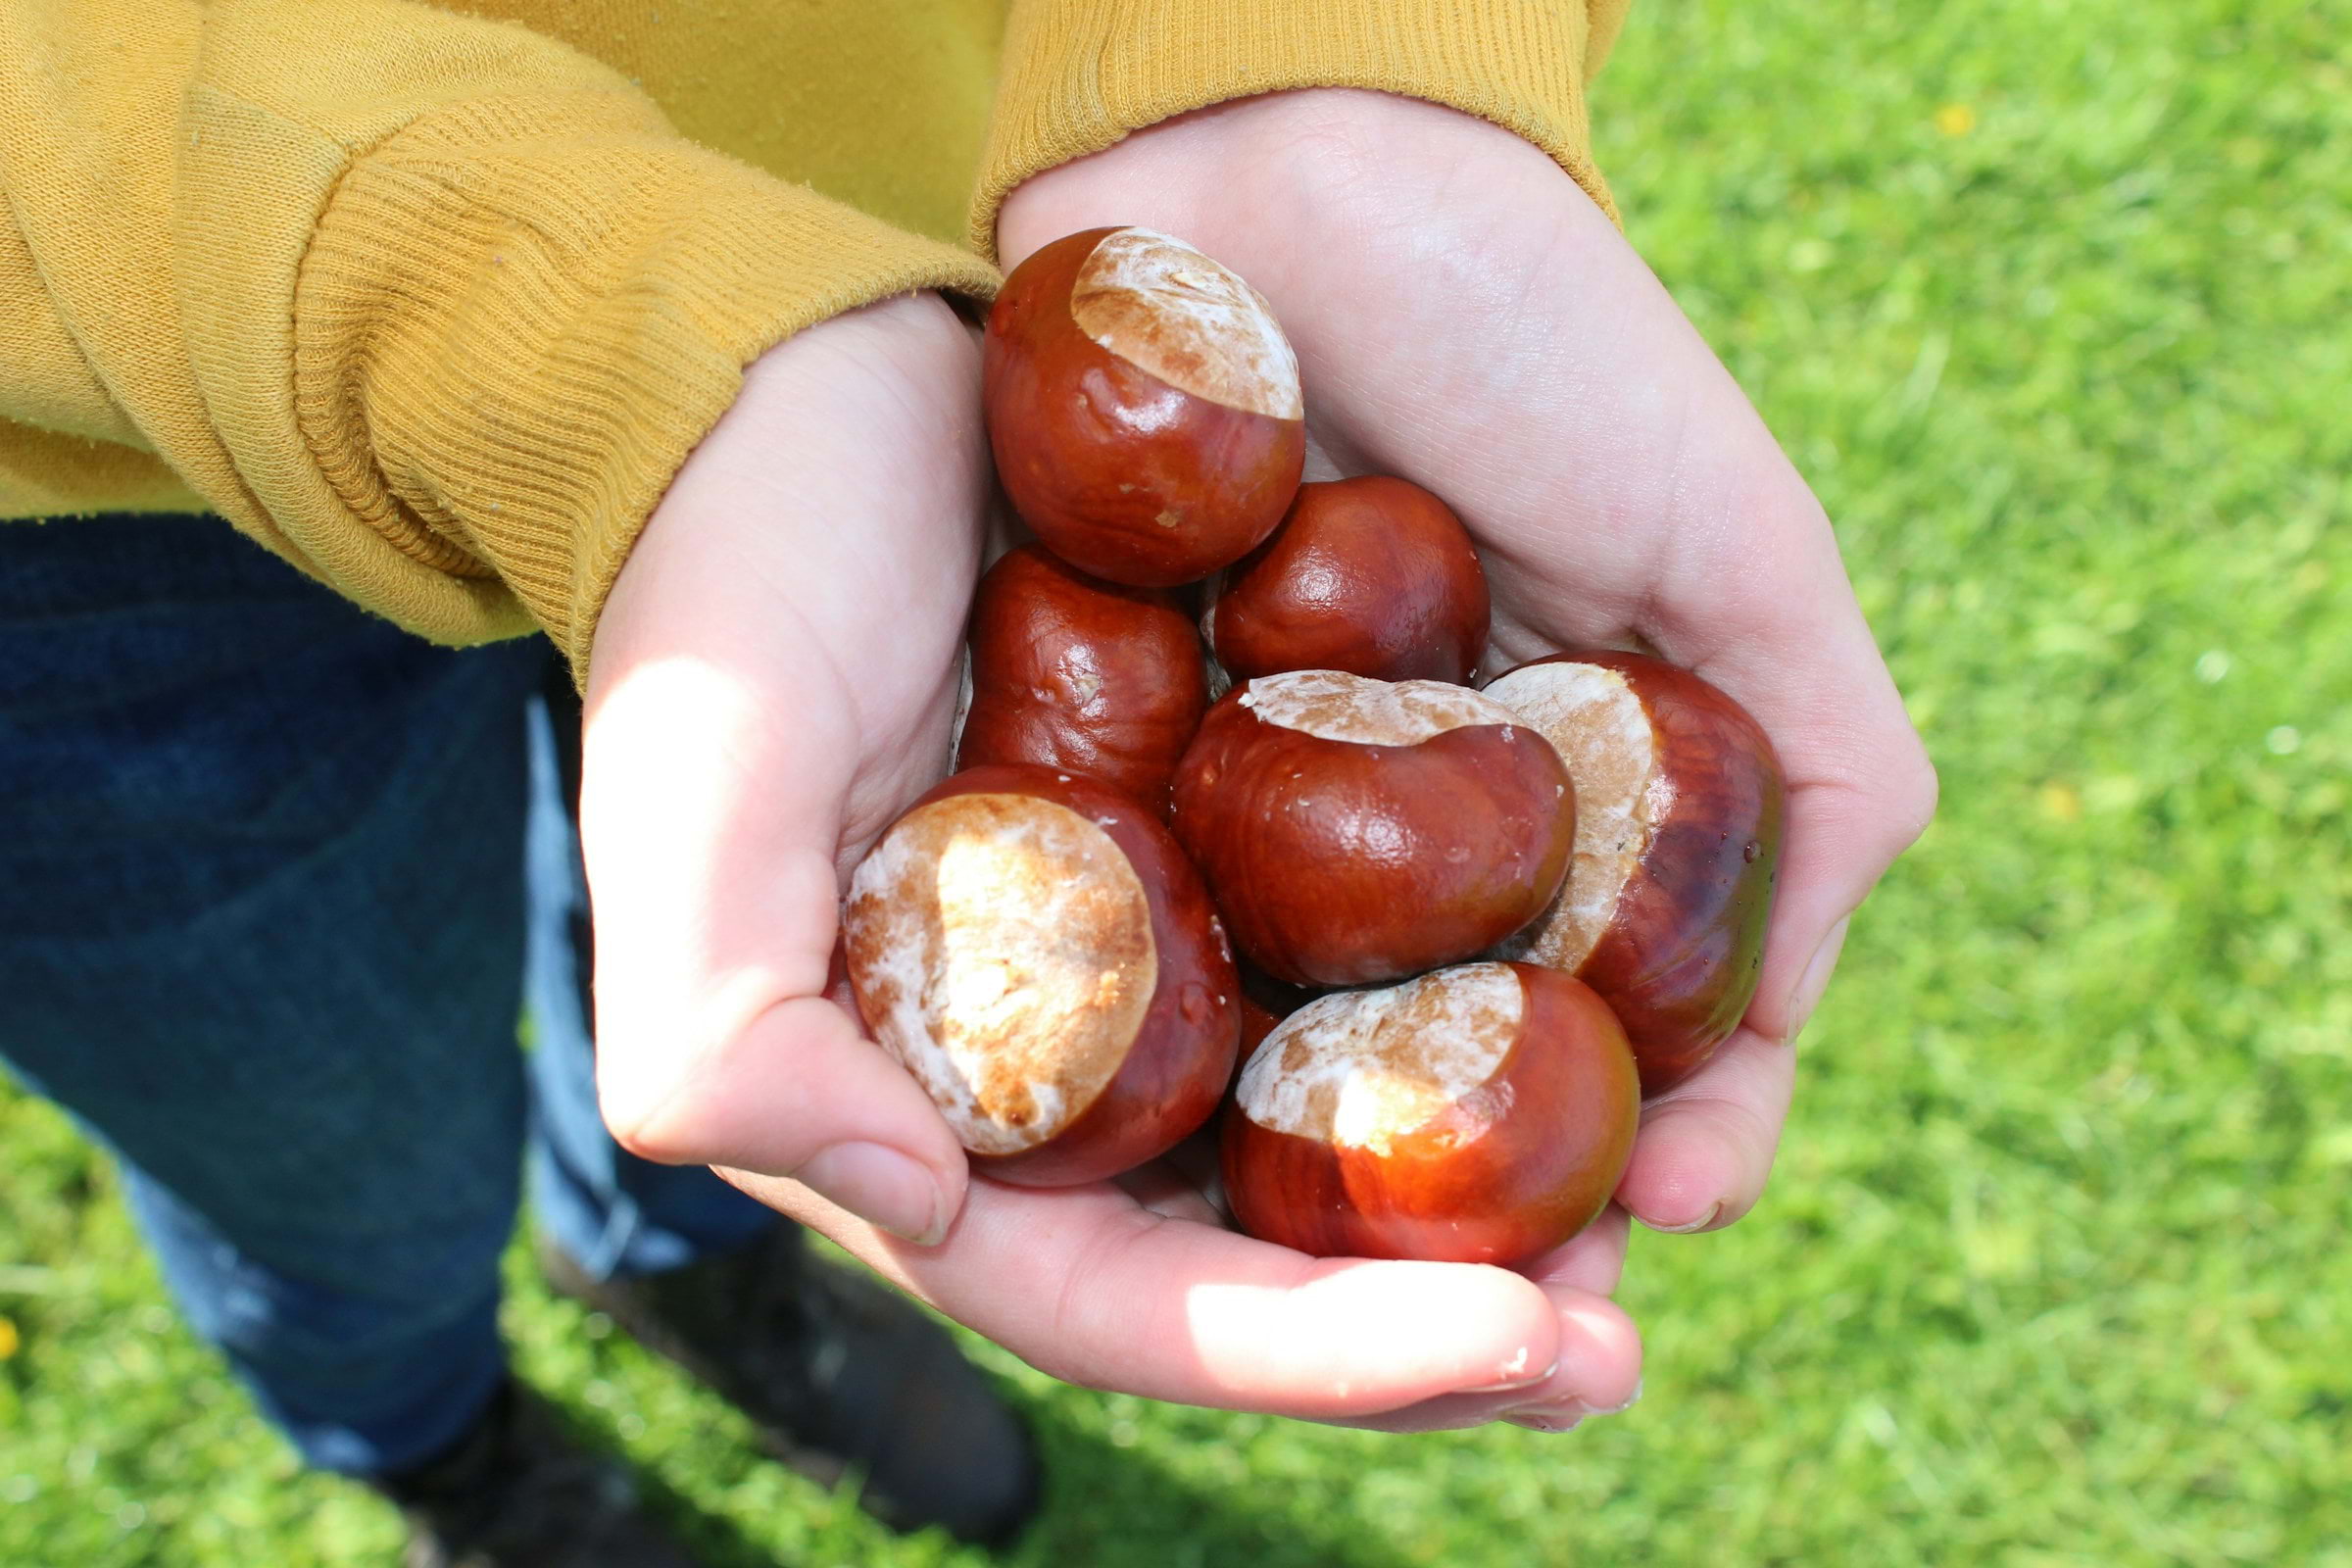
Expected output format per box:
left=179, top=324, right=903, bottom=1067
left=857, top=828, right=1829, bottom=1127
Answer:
left=973, top=0, right=1633, bottom=255
left=0, top=0, right=996, bottom=662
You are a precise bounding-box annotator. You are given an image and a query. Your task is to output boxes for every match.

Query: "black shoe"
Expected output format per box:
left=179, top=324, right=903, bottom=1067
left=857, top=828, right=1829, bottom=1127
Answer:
left=373, top=1380, right=704, bottom=1568
left=541, top=1226, right=1041, bottom=1547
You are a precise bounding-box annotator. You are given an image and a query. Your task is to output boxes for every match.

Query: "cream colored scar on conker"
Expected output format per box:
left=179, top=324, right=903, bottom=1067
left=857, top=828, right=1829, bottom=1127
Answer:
left=1483, top=662, right=1659, bottom=969
left=1242, top=668, right=1516, bottom=747
left=1237, top=963, right=1523, bottom=1154
left=1069, top=227, right=1304, bottom=420
left=844, top=793, right=1156, bottom=1154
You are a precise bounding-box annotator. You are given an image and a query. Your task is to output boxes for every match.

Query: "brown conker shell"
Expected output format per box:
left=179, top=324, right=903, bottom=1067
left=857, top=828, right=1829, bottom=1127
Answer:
left=956, top=544, right=1209, bottom=811
left=1482, top=651, right=1786, bottom=1096
left=1221, top=962, right=1640, bottom=1265
left=984, top=227, right=1305, bottom=587
left=1236, top=997, right=1285, bottom=1064
left=1169, top=670, right=1575, bottom=987
left=843, top=764, right=1240, bottom=1186
left=1208, top=476, right=1490, bottom=684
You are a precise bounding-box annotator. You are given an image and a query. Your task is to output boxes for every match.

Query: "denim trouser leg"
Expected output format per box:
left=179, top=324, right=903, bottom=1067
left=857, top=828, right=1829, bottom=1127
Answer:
left=519, top=696, right=778, bottom=1280
left=0, top=514, right=767, bottom=1477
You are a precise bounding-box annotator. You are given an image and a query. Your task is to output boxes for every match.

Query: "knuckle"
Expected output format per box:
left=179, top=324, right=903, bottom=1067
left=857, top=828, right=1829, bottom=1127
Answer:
left=1886, top=740, right=1942, bottom=852
left=595, top=1073, right=705, bottom=1167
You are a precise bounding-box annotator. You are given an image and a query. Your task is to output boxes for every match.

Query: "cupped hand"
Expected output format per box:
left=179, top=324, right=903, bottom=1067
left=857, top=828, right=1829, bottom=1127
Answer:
left=581, top=291, right=1634, bottom=1434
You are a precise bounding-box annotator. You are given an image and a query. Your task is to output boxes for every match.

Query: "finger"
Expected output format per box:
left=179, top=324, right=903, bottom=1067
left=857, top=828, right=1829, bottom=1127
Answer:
left=1615, top=1030, right=1795, bottom=1234
left=581, top=620, right=966, bottom=1239
left=1517, top=1201, right=1633, bottom=1297
left=724, top=1170, right=1583, bottom=1423
left=1323, top=1208, right=1641, bottom=1433
left=1321, top=1284, right=1642, bottom=1435
left=1639, top=476, right=1935, bottom=1042
left=1110, top=1127, right=1229, bottom=1225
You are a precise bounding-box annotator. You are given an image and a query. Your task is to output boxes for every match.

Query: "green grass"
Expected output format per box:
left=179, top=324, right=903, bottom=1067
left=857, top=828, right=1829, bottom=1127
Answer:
left=6, top=1, right=2349, bottom=1562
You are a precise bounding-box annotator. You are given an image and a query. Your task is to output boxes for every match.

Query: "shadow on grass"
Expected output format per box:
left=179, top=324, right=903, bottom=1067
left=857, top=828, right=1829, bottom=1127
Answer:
left=542, top=1382, right=1418, bottom=1568
left=1002, top=1397, right=1420, bottom=1568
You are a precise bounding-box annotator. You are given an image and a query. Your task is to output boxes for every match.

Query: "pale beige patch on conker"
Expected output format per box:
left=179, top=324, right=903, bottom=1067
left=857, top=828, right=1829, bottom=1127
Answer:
left=845, top=793, right=1156, bottom=1154
left=1237, top=963, right=1522, bottom=1155
left=1484, top=662, right=1658, bottom=970
left=1070, top=228, right=1303, bottom=420
left=1243, top=669, right=1514, bottom=747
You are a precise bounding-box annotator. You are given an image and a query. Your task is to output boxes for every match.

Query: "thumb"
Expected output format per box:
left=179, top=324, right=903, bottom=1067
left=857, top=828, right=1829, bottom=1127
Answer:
left=579, top=636, right=968, bottom=1247
left=603, top=991, right=968, bottom=1249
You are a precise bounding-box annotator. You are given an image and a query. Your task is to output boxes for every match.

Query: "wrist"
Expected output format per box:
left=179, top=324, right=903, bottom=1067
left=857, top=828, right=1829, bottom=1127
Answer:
left=590, top=292, right=985, bottom=699
left=999, top=89, right=1576, bottom=276
left=997, top=91, right=1606, bottom=405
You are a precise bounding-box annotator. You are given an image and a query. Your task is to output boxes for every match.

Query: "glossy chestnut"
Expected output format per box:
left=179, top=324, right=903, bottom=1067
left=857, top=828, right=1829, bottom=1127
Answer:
left=1221, top=962, right=1640, bottom=1264
left=1169, top=670, right=1575, bottom=987
left=956, top=543, right=1209, bottom=811
left=1482, top=651, right=1786, bottom=1095
left=985, top=227, right=1305, bottom=586
left=1207, top=476, right=1489, bottom=684
left=844, top=763, right=1241, bottom=1186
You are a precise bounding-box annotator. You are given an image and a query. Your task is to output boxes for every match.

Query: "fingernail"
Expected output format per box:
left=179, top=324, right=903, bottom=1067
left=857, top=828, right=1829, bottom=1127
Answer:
left=1785, top=916, right=1852, bottom=1041
left=797, top=1142, right=951, bottom=1246
left=1505, top=1378, right=1641, bottom=1432
left=1647, top=1202, right=1722, bottom=1236
left=1504, top=1408, right=1586, bottom=1435
left=1457, top=1352, right=1560, bottom=1395
left=1592, top=1377, right=1643, bottom=1416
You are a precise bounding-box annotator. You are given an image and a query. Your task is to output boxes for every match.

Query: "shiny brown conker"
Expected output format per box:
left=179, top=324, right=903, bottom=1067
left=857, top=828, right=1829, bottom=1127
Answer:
left=1207, top=476, right=1489, bottom=684
left=1221, top=961, right=1640, bottom=1264
left=844, top=764, right=1240, bottom=1186
left=1169, top=670, right=1575, bottom=987
left=1482, top=651, right=1786, bottom=1096
left=984, top=227, right=1305, bottom=587
left=956, top=544, right=1208, bottom=811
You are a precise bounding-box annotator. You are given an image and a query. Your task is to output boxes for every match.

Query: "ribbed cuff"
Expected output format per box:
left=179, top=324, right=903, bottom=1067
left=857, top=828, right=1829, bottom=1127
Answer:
left=282, top=95, right=996, bottom=668
left=973, top=0, right=1618, bottom=258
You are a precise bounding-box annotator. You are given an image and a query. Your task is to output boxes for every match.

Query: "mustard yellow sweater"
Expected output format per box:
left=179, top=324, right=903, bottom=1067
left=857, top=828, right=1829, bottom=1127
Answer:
left=0, top=1, right=1627, bottom=668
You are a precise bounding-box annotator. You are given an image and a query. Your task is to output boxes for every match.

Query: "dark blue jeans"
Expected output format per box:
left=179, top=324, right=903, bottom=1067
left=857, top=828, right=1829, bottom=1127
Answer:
left=0, top=515, right=774, bottom=1475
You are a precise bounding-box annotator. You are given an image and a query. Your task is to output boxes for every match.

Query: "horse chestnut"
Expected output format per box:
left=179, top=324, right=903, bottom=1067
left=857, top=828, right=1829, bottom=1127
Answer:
left=1221, top=961, right=1639, bottom=1264
left=1207, top=476, right=1489, bottom=684
left=844, top=764, right=1240, bottom=1186
left=1170, top=670, right=1575, bottom=987
left=956, top=544, right=1208, bottom=810
left=984, top=227, right=1305, bottom=586
left=1482, top=652, right=1786, bottom=1095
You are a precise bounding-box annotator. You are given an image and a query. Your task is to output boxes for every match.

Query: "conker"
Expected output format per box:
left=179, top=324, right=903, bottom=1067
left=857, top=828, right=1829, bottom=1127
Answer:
left=1221, top=961, right=1639, bottom=1265
left=1236, top=996, right=1285, bottom=1064
left=1169, top=669, right=1575, bottom=987
left=1482, top=651, right=1786, bottom=1096
left=844, top=764, right=1240, bottom=1186
left=1207, top=476, right=1489, bottom=684
left=956, top=543, right=1209, bottom=810
left=985, top=227, right=1305, bottom=586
